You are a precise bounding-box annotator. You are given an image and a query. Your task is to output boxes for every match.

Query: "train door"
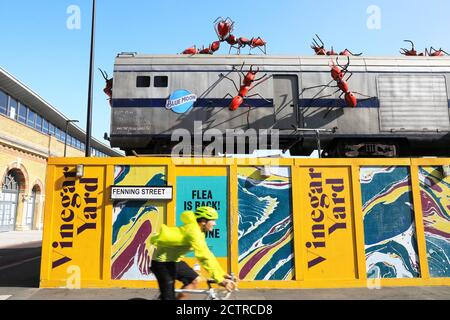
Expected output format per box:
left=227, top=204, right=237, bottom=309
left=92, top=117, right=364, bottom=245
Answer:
left=273, top=75, right=300, bottom=129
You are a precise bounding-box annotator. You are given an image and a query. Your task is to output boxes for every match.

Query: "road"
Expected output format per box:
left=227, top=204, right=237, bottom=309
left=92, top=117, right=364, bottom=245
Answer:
left=0, top=241, right=42, bottom=288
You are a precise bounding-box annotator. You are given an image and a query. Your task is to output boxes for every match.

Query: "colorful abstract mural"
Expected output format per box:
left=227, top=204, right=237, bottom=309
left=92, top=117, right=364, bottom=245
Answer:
left=238, top=166, right=295, bottom=281
left=111, top=166, right=166, bottom=280
left=419, top=166, right=450, bottom=278
left=360, top=167, right=421, bottom=278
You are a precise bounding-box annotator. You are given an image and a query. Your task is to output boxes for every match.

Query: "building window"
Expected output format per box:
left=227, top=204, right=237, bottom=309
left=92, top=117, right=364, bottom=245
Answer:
left=49, top=123, right=55, bottom=136
left=55, top=127, right=61, bottom=140
left=42, top=119, right=49, bottom=134
left=154, top=76, right=168, bottom=88
left=27, top=109, right=36, bottom=127
left=35, top=114, right=42, bottom=131
left=17, top=103, right=27, bottom=124
left=67, top=135, right=72, bottom=146
left=9, top=98, right=18, bottom=120
left=136, top=76, right=151, bottom=88
left=0, top=90, right=7, bottom=115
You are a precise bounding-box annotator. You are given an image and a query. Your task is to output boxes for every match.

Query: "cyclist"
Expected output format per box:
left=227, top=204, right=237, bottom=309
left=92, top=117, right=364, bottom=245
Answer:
left=150, top=206, right=236, bottom=300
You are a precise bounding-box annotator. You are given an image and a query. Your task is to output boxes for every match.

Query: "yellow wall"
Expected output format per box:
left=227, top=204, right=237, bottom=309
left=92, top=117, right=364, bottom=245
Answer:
left=40, top=157, right=450, bottom=289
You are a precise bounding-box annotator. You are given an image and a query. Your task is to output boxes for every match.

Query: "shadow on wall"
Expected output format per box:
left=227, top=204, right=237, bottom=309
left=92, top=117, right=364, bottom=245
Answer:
left=0, top=245, right=41, bottom=288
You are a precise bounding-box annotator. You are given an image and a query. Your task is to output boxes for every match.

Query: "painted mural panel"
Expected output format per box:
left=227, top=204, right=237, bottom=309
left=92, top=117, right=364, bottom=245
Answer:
left=419, top=166, right=450, bottom=278
left=238, top=166, right=295, bottom=281
left=301, top=167, right=357, bottom=280
left=360, top=167, right=420, bottom=278
left=111, top=166, right=166, bottom=280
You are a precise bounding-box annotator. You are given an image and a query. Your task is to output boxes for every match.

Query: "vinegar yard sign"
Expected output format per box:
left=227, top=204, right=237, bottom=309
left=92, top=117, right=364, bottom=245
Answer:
left=300, top=167, right=358, bottom=280
left=45, top=166, right=105, bottom=283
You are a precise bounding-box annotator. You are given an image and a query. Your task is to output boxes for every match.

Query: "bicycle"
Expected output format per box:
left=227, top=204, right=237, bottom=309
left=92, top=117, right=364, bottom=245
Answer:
left=175, top=274, right=238, bottom=300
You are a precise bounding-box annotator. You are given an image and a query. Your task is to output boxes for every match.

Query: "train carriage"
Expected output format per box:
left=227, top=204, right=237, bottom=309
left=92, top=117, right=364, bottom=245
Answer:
left=109, top=53, right=450, bottom=157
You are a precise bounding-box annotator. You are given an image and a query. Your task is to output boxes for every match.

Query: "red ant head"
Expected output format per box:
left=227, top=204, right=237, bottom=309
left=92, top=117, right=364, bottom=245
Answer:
left=311, top=34, right=326, bottom=55
left=400, top=40, right=418, bottom=56
left=214, top=17, right=234, bottom=40
left=249, top=65, right=260, bottom=75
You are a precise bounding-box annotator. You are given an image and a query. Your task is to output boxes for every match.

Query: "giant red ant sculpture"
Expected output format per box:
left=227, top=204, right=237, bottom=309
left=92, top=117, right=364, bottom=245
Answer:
left=99, top=69, right=113, bottom=107
left=301, top=56, right=373, bottom=109
left=181, top=17, right=267, bottom=55
left=311, top=34, right=362, bottom=56
left=400, top=40, right=427, bottom=56
left=214, top=17, right=267, bottom=55
left=400, top=40, right=449, bottom=57
left=329, top=57, right=357, bottom=107
left=182, top=40, right=222, bottom=55
left=219, top=62, right=271, bottom=111
left=429, top=47, right=449, bottom=56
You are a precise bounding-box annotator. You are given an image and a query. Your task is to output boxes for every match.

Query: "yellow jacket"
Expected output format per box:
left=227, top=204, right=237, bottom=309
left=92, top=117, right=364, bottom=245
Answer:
left=150, top=211, right=226, bottom=283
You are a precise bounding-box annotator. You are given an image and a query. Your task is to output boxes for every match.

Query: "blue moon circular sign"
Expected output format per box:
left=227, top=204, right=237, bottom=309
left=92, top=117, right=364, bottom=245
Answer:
left=165, top=89, right=197, bottom=114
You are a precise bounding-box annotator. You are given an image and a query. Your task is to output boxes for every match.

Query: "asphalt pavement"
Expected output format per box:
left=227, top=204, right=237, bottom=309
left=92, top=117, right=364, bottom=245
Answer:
left=0, top=232, right=449, bottom=301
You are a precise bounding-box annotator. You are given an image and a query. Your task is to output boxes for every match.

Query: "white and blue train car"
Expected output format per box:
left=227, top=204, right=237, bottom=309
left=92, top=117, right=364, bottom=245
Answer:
left=110, top=53, right=450, bottom=157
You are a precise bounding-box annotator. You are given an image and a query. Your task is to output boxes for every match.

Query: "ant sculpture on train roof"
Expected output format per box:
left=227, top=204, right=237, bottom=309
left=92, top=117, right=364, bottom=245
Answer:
left=400, top=40, right=449, bottom=56
left=311, top=34, right=362, bottom=56
left=181, top=17, right=267, bottom=55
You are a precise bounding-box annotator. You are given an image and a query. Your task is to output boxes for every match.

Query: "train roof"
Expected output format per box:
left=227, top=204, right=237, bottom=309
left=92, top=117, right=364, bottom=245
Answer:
left=114, top=54, right=450, bottom=73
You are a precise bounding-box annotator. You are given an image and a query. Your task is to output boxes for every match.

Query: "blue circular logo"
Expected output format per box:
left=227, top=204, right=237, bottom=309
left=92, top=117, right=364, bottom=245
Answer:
left=165, top=89, right=197, bottom=114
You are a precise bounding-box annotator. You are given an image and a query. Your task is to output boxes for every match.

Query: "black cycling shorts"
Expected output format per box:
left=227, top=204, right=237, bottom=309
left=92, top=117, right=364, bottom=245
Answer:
left=176, top=261, right=200, bottom=286
left=150, top=260, right=199, bottom=300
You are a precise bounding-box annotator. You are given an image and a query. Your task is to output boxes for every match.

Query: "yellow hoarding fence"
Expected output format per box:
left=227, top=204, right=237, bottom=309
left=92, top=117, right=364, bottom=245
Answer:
left=40, top=157, right=450, bottom=289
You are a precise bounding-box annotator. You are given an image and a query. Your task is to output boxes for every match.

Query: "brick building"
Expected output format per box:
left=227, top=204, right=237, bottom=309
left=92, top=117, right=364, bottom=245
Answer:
left=0, top=66, right=122, bottom=232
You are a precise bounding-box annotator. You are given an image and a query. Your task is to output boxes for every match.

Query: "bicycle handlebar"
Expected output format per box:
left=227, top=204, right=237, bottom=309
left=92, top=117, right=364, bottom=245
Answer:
left=207, top=273, right=237, bottom=289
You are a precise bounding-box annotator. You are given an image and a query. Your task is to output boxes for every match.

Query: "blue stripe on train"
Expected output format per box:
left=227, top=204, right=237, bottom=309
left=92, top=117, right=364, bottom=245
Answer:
left=112, top=98, right=274, bottom=108
left=111, top=97, right=381, bottom=108
left=299, top=97, right=380, bottom=108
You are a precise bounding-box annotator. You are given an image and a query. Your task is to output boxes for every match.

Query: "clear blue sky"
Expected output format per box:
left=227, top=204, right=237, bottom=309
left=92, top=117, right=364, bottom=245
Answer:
left=0, top=0, right=449, bottom=145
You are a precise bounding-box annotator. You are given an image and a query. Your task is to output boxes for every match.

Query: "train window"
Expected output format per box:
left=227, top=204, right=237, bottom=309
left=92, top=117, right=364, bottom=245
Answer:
left=154, top=76, right=168, bottom=88
left=136, top=76, right=151, bottom=88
